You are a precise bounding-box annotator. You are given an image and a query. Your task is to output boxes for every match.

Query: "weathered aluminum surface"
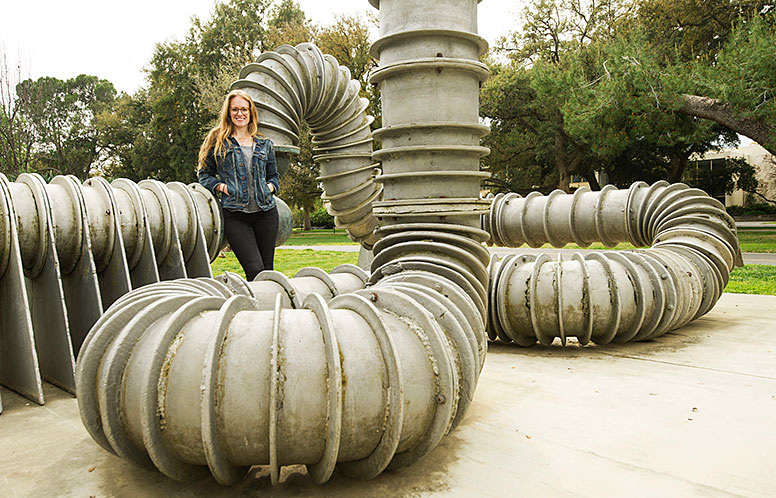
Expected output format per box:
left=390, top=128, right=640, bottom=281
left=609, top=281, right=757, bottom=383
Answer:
left=367, top=2, right=493, bottom=372
left=75, top=267, right=484, bottom=485
left=139, top=180, right=188, bottom=281
left=83, top=177, right=133, bottom=308
left=0, top=174, right=43, bottom=408
left=47, top=175, right=104, bottom=357
left=75, top=0, right=493, bottom=485
left=112, top=179, right=161, bottom=288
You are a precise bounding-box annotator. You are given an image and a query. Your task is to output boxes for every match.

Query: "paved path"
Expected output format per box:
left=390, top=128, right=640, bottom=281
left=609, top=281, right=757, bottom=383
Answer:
left=279, top=244, right=776, bottom=266
left=736, top=220, right=776, bottom=228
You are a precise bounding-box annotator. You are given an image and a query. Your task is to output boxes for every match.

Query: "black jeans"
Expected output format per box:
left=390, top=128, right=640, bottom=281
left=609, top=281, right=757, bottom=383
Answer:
left=223, top=206, right=278, bottom=281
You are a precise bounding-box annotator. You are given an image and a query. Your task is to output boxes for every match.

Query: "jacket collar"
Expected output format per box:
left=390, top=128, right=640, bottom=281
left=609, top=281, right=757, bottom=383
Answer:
left=227, top=135, right=267, bottom=148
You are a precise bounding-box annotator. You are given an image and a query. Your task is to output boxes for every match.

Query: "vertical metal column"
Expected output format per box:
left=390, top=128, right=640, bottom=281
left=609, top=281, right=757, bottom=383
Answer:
left=368, top=0, right=492, bottom=309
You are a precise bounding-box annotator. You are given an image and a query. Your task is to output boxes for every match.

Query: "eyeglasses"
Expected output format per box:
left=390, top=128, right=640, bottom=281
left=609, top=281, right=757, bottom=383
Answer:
left=230, top=107, right=250, bottom=115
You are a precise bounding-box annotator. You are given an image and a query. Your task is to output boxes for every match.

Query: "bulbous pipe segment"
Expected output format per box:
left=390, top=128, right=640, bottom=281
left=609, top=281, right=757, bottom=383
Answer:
left=0, top=174, right=222, bottom=283
left=367, top=0, right=492, bottom=371
left=75, top=0, right=492, bottom=486
left=484, top=181, right=743, bottom=346
left=75, top=269, right=485, bottom=485
left=232, top=43, right=381, bottom=248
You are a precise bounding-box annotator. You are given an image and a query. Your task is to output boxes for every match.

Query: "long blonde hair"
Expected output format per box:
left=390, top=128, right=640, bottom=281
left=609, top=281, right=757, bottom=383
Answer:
left=197, top=89, right=261, bottom=170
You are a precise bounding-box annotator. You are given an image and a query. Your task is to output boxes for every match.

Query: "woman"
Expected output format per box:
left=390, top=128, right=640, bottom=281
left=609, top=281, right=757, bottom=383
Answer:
left=198, top=89, right=280, bottom=281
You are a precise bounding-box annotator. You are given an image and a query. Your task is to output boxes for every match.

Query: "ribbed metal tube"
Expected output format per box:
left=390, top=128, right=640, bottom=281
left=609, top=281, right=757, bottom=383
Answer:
left=232, top=43, right=381, bottom=248
left=484, top=181, right=743, bottom=346
left=369, top=0, right=492, bottom=312
left=2, top=174, right=222, bottom=288
left=216, top=263, right=369, bottom=308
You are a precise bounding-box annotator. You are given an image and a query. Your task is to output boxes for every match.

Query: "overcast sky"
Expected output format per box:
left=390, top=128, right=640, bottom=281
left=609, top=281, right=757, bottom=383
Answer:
left=2, top=0, right=524, bottom=94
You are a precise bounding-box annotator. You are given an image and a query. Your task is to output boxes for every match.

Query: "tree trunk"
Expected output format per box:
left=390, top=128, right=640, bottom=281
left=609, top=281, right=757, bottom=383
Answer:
left=667, top=149, right=690, bottom=183
left=554, top=131, right=572, bottom=193
left=678, top=94, right=776, bottom=156
left=302, top=204, right=312, bottom=231
left=586, top=170, right=601, bottom=191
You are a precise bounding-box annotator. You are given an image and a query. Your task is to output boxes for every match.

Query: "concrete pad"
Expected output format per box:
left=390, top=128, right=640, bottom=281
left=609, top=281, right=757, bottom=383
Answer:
left=1, top=293, right=774, bottom=497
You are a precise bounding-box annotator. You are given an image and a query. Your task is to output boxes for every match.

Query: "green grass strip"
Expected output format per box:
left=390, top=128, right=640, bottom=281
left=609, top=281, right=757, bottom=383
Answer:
left=211, top=250, right=775, bottom=296
left=727, top=265, right=776, bottom=295
left=211, top=249, right=358, bottom=279
left=279, top=228, right=776, bottom=252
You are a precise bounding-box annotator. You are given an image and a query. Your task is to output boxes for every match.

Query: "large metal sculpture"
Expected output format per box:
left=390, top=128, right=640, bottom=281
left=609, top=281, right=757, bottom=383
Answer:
left=74, top=0, right=491, bottom=485
left=0, top=0, right=741, bottom=488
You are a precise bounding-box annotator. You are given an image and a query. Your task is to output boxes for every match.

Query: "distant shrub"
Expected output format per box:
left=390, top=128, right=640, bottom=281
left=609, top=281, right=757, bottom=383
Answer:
left=727, top=203, right=776, bottom=216
left=310, top=207, right=335, bottom=228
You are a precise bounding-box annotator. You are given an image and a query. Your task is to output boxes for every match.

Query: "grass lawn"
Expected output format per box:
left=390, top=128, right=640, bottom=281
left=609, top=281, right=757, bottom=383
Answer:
left=279, top=228, right=775, bottom=252
left=735, top=229, right=776, bottom=253
left=211, top=250, right=358, bottom=278
left=282, top=229, right=356, bottom=245
left=210, top=249, right=775, bottom=296
left=727, top=265, right=776, bottom=295
left=535, top=230, right=774, bottom=253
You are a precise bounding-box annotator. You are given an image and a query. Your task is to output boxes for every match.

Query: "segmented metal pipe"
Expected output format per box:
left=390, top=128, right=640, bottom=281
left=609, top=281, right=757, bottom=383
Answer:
left=216, top=263, right=369, bottom=308
left=232, top=43, right=382, bottom=248
left=0, top=173, right=221, bottom=407
left=483, top=181, right=743, bottom=345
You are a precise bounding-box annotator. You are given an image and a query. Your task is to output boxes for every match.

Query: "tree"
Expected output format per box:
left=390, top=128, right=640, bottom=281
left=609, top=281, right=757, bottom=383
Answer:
left=0, top=48, right=34, bottom=179
left=636, top=0, right=774, bottom=60
left=107, top=0, right=313, bottom=183
left=484, top=0, right=636, bottom=193
left=279, top=124, right=319, bottom=230
left=480, top=62, right=561, bottom=193
left=482, top=0, right=773, bottom=193
left=558, top=31, right=738, bottom=185
left=16, top=74, right=116, bottom=180
left=315, top=13, right=380, bottom=126
left=265, top=0, right=313, bottom=49
left=583, top=3, right=776, bottom=155
left=675, top=16, right=776, bottom=155
left=188, top=0, right=275, bottom=74
left=682, top=156, right=760, bottom=204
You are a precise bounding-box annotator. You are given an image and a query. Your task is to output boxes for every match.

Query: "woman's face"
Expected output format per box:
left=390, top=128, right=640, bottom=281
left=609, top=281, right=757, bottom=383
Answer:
left=229, top=96, right=252, bottom=130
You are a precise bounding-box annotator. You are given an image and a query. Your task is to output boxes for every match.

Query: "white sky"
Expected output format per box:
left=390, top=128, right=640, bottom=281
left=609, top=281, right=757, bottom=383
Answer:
left=1, top=0, right=524, bottom=94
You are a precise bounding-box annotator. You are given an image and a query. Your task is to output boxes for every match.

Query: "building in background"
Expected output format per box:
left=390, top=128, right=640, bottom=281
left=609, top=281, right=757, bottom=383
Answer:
left=687, top=143, right=776, bottom=207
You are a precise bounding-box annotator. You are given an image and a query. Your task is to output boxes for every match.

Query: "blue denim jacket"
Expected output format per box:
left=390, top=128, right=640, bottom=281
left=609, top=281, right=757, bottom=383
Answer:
left=198, top=136, right=280, bottom=212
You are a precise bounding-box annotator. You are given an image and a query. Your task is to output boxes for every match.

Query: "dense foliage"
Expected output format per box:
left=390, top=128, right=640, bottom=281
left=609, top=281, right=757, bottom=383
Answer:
left=1, top=0, right=774, bottom=211
left=482, top=0, right=775, bottom=195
